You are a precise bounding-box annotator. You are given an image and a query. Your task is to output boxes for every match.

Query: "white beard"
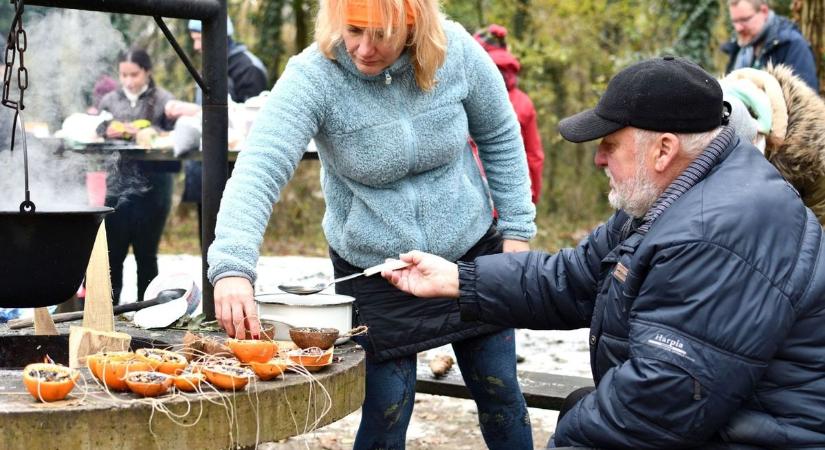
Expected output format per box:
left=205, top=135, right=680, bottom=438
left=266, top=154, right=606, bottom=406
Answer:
left=605, top=163, right=662, bottom=218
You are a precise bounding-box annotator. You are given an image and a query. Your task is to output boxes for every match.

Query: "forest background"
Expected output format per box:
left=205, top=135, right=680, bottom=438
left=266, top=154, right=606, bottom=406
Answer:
left=0, top=0, right=822, bottom=256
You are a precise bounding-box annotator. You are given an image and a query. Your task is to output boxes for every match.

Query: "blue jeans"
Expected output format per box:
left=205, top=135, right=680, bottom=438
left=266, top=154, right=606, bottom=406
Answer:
left=354, top=328, right=532, bottom=450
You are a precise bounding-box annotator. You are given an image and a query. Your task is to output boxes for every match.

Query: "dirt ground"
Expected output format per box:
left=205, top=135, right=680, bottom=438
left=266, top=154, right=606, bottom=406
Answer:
left=258, top=394, right=558, bottom=450
left=254, top=327, right=592, bottom=450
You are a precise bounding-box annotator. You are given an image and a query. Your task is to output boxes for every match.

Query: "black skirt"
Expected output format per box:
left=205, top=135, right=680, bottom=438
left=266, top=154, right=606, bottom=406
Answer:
left=330, top=224, right=504, bottom=361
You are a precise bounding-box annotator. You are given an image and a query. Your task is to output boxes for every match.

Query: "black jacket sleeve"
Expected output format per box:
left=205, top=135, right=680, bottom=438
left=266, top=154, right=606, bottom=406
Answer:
left=458, top=211, right=629, bottom=329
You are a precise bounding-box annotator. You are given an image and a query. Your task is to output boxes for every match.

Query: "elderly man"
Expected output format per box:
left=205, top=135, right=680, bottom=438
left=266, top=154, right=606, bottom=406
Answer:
left=722, top=0, right=818, bottom=91
left=382, top=56, right=825, bottom=448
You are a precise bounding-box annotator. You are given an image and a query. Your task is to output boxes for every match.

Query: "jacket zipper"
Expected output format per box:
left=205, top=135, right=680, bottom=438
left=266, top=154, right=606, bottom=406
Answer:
left=384, top=67, right=426, bottom=250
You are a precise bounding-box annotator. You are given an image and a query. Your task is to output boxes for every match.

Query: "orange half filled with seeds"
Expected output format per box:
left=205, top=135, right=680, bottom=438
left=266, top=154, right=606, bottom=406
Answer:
left=173, top=372, right=205, bottom=392
left=249, top=359, right=289, bottom=381
left=226, top=339, right=278, bottom=363
left=99, top=357, right=152, bottom=391
left=23, top=363, right=80, bottom=402
left=201, top=365, right=255, bottom=390
left=87, top=351, right=134, bottom=383
left=136, top=348, right=188, bottom=375
left=125, top=371, right=173, bottom=397
left=287, top=347, right=334, bottom=366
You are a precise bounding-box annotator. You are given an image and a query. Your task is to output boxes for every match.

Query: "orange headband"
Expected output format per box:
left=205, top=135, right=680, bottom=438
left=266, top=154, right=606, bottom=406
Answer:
left=345, top=0, right=416, bottom=28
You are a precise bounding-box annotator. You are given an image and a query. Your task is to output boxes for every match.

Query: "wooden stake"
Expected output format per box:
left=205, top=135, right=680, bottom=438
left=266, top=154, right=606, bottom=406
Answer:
left=33, top=307, right=58, bottom=335
left=82, top=222, right=114, bottom=331
left=68, top=222, right=131, bottom=369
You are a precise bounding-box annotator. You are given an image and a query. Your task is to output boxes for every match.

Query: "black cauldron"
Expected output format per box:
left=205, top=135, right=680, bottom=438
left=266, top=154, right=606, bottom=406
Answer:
left=0, top=207, right=112, bottom=307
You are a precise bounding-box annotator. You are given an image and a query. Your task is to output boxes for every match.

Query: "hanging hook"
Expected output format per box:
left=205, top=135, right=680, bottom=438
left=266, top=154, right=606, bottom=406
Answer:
left=16, top=109, right=34, bottom=213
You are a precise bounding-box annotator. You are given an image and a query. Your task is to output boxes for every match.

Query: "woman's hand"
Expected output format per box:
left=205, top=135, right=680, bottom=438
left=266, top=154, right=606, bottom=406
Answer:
left=164, top=100, right=201, bottom=119
left=213, top=276, right=260, bottom=339
left=382, top=251, right=460, bottom=298
left=502, top=239, right=529, bottom=253
left=105, top=121, right=138, bottom=139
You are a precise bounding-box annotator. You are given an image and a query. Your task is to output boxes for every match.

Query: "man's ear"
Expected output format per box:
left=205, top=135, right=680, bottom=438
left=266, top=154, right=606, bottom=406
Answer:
left=652, top=132, right=680, bottom=173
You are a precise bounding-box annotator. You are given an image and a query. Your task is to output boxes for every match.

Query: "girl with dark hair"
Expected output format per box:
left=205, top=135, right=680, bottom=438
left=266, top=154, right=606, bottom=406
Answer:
left=97, top=47, right=178, bottom=304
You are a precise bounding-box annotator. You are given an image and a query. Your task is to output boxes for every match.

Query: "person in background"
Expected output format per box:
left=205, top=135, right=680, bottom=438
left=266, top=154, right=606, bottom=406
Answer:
left=97, top=48, right=178, bottom=304
left=87, top=75, right=118, bottom=115
left=723, top=63, right=825, bottom=224
left=165, top=17, right=269, bottom=242
left=382, top=56, right=825, bottom=449
left=722, top=0, right=818, bottom=91
left=207, top=0, right=536, bottom=448
left=474, top=24, right=544, bottom=204
left=185, top=18, right=269, bottom=104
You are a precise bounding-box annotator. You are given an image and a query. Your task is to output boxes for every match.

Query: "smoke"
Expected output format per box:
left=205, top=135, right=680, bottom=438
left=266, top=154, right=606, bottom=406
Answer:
left=22, top=10, right=125, bottom=131
left=0, top=133, right=96, bottom=210
left=0, top=10, right=151, bottom=212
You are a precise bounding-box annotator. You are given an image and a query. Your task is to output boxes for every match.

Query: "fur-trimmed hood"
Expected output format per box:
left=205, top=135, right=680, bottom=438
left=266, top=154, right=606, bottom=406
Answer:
left=764, top=64, right=825, bottom=188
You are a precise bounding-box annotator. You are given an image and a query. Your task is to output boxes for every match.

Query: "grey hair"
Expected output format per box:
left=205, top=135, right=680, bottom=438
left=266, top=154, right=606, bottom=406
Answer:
left=634, top=127, right=723, bottom=159
left=728, top=0, right=769, bottom=8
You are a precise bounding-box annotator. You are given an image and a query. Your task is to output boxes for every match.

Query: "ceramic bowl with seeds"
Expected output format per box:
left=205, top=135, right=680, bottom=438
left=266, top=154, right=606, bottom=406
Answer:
left=289, top=327, right=339, bottom=350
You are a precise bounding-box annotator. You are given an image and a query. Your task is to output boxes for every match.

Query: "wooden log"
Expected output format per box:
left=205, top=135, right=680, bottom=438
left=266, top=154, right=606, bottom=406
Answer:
left=68, top=326, right=131, bottom=369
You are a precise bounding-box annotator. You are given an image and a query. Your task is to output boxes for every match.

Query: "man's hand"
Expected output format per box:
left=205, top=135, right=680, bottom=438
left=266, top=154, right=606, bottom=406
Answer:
left=213, top=276, right=260, bottom=339
left=381, top=251, right=460, bottom=298
left=503, top=238, right=530, bottom=253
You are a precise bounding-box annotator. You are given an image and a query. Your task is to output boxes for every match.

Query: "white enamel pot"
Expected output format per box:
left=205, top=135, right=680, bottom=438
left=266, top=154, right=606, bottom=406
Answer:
left=255, top=293, right=354, bottom=344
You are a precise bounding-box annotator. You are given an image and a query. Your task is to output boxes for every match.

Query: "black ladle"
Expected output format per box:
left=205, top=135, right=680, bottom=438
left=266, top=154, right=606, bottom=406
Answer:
left=6, top=288, right=187, bottom=329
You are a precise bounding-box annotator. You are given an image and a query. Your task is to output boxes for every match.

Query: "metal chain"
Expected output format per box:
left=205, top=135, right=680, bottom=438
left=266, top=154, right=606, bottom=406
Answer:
left=2, top=0, right=34, bottom=213
left=2, top=0, right=27, bottom=114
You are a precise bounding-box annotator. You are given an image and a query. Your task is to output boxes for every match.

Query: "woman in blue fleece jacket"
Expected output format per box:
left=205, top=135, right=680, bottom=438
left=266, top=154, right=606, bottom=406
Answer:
left=207, top=0, right=536, bottom=447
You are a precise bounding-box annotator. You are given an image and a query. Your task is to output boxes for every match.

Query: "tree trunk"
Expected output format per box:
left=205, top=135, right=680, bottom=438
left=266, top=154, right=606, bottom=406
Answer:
left=253, top=0, right=285, bottom=83
left=793, top=0, right=825, bottom=93
left=293, top=0, right=309, bottom=54
left=512, top=0, right=528, bottom=40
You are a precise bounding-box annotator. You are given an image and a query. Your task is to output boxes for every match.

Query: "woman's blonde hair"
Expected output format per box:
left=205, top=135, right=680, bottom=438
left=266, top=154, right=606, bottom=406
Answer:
left=316, top=0, right=447, bottom=91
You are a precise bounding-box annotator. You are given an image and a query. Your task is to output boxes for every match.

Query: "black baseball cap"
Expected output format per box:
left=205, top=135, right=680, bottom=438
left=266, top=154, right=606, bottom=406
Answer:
left=558, top=56, right=724, bottom=143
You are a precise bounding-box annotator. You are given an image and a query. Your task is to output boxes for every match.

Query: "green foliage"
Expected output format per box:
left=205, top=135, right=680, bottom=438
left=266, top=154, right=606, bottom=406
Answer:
left=443, top=0, right=489, bottom=28
left=771, top=0, right=794, bottom=17
left=251, top=0, right=287, bottom=86
left=667, top=0, right=719, bottom=70
left=0, top=1, right=740, bottom=255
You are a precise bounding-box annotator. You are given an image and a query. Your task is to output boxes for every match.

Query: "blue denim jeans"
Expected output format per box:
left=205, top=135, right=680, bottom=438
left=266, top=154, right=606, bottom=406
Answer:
left=353, top=328, right=532, bottom=450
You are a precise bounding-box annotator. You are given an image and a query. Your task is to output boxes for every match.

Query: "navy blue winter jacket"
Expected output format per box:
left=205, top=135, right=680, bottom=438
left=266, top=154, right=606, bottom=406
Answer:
left=459, top=135, right=825, bottom=448
left=722, top=14, right=819, bottom=91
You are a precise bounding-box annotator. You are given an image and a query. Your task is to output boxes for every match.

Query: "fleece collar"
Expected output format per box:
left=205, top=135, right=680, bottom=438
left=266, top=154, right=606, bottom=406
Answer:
left=334, top=42, right=411, bottom=82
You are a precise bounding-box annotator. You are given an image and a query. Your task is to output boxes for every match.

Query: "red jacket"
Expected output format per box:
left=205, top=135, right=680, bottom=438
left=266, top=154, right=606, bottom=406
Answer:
left=488, top=48, right=545, bottom=203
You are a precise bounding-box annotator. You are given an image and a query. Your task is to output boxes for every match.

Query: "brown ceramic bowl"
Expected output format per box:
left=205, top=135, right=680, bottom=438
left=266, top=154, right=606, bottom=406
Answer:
left=259, top=320, right=278, bottom=341
left=289, top=327, right=339, bottom=350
